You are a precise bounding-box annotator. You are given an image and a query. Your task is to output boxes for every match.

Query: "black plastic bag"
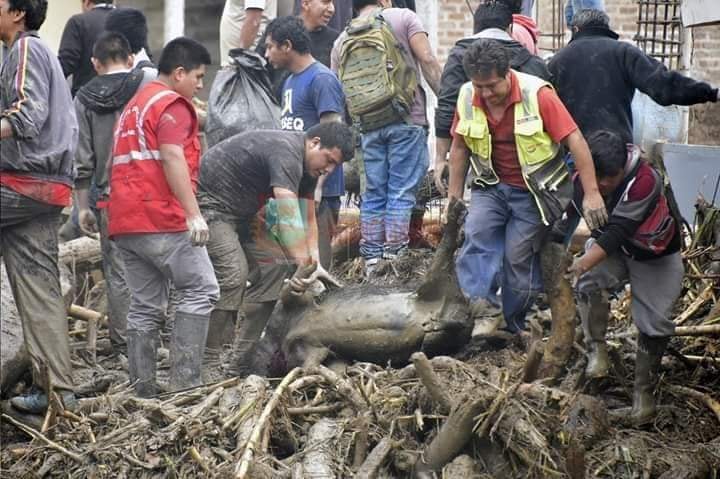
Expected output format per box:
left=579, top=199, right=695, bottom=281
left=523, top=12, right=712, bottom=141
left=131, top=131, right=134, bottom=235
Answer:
left=206, top=49, right=280, bottom=148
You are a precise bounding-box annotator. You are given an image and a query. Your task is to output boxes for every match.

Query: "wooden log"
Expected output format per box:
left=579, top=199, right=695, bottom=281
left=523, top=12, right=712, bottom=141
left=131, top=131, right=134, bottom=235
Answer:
left=58, top=236, right=101, bottom=266
left=674, top=324, right=720, bottom=336
left=301, top=418, right=341, bottom=479
left=410, top=352, right=453, bottom=414
left=356, top=437, right=393, bottom=478
left=669, top=385, right=720, bottom=424
left=675, top=284, right=715, bottom=324
left=537, top=241, right=576, bottom=380
left=414, top=393, right=489, bottom=475
left=235, top=367, right=302, bottom=479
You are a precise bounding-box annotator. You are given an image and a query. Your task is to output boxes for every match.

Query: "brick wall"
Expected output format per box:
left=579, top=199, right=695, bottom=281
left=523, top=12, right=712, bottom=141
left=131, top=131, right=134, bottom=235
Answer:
left=434, top=0, right=720, bottom=145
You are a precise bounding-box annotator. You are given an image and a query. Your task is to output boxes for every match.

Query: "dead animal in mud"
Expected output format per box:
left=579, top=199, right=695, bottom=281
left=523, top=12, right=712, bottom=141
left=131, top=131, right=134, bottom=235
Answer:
left=277, top=199, right=472, bottom=369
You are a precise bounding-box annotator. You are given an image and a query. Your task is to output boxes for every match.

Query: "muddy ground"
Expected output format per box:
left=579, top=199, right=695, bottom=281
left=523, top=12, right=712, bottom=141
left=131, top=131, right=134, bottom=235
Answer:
left=1, top=228, right=719, bottom=478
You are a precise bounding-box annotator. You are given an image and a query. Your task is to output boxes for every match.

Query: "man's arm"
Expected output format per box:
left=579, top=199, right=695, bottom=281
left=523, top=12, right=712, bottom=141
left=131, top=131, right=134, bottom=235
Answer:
left=446, top=134, right=470, bottom=204
left=408, top=32, right=441, bottom=95
left=273, top=186, right=312, bottom=265
left=562, top=130, right=607, bottom=230
left=2, top=38, right=52, bottom=141
left=627, top=45, right=718, bottom=106
left=74, top=100, right=98, bottom=234
left=239, top=7, right=264, bottom=49
left=434, top=137, right=450, bottom=195
left=160, top=143, right=209, bottom=245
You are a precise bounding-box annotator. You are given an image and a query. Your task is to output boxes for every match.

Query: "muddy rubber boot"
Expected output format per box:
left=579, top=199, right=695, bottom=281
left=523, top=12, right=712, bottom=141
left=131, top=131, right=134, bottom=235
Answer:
left=169, top=312, right=210, bottom=391
left=232, top=301, right=275, bottom=376
left=470, top=299, right=505, bottom=337
left=206, top=309, right=237, bottom=351
left=579, top=291, right=610, bottom=378
left=630, top=333, right=670, bottom=425
left=127, top=329, right=158, bottom=398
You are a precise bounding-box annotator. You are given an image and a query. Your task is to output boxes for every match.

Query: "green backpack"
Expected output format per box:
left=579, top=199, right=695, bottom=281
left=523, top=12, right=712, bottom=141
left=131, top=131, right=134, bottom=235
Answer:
left=337, top=10, right=418, bottom=132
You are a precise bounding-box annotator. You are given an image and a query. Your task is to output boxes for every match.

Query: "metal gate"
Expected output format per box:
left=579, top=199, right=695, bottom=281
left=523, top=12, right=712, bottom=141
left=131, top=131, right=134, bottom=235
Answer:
left=635, top=0, right=685, bottom=69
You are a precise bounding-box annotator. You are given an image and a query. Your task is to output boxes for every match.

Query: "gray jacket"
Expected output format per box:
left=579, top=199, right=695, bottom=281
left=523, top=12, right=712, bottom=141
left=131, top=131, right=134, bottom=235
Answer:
left=74, top=67, right=155, bottom=193
left=1, top=31, right=77, bottom=185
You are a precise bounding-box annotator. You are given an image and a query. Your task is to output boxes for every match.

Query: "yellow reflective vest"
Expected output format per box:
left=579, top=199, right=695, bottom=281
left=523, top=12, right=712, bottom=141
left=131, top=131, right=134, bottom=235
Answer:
left=454, top=70, right=572, bottom=225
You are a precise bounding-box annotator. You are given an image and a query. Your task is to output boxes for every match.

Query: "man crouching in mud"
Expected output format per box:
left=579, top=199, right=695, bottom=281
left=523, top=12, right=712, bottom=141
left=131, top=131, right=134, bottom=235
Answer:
left=197, top=122, right=353, bottom=373
left=566, top=130, right=684, bottom=425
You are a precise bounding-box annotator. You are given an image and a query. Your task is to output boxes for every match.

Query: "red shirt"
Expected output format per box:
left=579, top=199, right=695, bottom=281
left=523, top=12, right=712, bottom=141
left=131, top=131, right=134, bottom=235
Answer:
left=0, top=173, right=72, bottom=206
left=453, top=72, right=578, bottom=189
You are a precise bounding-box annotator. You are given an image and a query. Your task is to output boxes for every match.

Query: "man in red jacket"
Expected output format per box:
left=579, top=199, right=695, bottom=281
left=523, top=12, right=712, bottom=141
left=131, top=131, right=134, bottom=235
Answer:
left=108, top=37, right=219, bottom=397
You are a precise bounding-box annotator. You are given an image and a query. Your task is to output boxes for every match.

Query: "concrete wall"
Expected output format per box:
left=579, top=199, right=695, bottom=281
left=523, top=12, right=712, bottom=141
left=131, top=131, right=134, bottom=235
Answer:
left=38, top=0, right=82, bottom=53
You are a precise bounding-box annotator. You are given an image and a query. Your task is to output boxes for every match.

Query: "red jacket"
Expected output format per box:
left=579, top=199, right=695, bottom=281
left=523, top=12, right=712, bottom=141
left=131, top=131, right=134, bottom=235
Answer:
left=108, top=81, right=200, bottom=237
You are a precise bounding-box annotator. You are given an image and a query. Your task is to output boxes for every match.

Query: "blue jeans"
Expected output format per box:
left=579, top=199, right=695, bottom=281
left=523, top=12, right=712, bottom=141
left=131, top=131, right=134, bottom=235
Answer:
left=360, top=123, right=429, bottom=260
left=456, top=184, right=548, bottom=332
left=565, top=0, right=605, bottom=27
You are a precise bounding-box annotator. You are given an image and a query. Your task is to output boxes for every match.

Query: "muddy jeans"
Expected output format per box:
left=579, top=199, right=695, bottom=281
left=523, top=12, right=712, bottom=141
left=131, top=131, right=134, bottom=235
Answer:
left=576, top=241, right=683, bottom=337
left=317, top=197, right=340, bottom=270
left=99, top=208, right=130, bottom=349
left=116, top=233, right=219, bottom=334
left=456, top=184, right=547, bottom=332
left=0, top=186, right=74, bottom=392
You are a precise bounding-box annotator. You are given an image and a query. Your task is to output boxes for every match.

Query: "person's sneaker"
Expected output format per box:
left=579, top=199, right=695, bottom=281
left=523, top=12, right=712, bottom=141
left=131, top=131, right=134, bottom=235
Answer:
left=364, top=257, right=381, bottom=278
left=10, top=389, right=77, bottom=414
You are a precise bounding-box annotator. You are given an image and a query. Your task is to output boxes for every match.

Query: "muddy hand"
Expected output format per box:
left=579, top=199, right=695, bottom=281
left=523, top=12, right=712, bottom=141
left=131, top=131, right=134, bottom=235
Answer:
left=433, top=161, right=448, bottom=197
left=582, top=191, right=608, bottom=230
left=78, top=208, right=99, bottom=237
left=565, top=256, right=587, bottom=288
left=186, top=214, right=210, bottom=246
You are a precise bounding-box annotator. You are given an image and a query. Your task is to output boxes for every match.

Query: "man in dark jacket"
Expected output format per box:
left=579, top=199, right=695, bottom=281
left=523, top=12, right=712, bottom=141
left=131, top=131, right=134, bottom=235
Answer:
left=434, top=0, right=550, bottom=194
left=74, top=32, right=153, bottom=354
left=1, top=0, right=77, bottom=413
left=549, top=9, right=718, bottom=145
left=58, top=0, right=116, bottom=96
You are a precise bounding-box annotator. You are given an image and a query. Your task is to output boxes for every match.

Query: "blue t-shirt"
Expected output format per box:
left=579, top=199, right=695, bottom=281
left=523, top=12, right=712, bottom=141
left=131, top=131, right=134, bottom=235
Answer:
left=281, top=62, right=345, bottom=198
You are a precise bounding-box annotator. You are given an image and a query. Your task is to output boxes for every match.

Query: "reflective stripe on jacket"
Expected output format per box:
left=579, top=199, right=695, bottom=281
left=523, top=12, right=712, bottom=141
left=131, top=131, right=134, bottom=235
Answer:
left=108, top=81, right=200, bottom=236
left=454, top=70, right=571, bottom=225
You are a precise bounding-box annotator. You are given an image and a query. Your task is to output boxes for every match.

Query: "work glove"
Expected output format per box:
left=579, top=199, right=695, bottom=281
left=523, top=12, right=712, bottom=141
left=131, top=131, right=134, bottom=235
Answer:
left=78, top=208, right=99, bottom=236
left=433, top=160, right=448, bottom=197
left=582, top=191, right=608, bottom=231
left=186, top=214, right=210, bottom=246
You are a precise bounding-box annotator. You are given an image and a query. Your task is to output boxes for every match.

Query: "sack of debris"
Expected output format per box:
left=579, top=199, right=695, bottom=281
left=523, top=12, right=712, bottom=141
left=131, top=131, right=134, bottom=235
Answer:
left=206, top=49, right=280, bottom=148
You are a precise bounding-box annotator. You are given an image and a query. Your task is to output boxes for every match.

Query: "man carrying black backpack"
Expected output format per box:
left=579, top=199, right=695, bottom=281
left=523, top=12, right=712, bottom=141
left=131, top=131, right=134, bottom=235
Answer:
left=331, top=0, right=442, bottom=276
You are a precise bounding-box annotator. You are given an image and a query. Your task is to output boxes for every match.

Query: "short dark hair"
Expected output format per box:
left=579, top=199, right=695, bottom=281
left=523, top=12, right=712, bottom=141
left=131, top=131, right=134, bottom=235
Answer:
left=8, top=0, right=47, bottom=30
left=105, top=8, right=149, bottom=54
left=473, top=1, right=513, bottom=34
left=586, top=130, right=627, bottom=178
left=481, top=0, right=521, bottom=14
left=353, top=0, right=378, bottom=11
left=306, top=122, right=354, bottom=163
left=266, top=16, right=311, bottom=55
left=92, top=31, right=131, bottom=65
left=463, top=38, right=510, bottom=79
left=157, top=37, right=212, bottom=75
left=571, top=9, right=610, bottom=29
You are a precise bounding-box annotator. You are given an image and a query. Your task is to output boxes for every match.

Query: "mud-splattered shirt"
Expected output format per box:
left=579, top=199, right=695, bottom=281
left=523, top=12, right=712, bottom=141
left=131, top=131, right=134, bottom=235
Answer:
left=197, top=130, right=317, bottom=218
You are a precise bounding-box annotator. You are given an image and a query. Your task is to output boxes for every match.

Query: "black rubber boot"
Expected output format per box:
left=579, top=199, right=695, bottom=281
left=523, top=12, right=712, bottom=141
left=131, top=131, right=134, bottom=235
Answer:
left=205, top=309, right=237, bottom=351
left=579, top=291, right=610, bottom=378
left=169, top=312, right=210, bottom=391
left=630, top=333, right=670, bottom=425
left=127, top=329, right=158, bottom=398
left=11, top=389, right=77, bottom=414
left=232, top=301, right=276, bottom=376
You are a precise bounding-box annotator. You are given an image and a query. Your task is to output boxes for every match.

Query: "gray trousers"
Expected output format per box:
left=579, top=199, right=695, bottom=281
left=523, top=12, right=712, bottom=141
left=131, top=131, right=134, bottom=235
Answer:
left=99, top=208, right=130, bottom=348
left=577, top=243, right=683, bottom=337
left=116, top=232, right=219, bottom=333
left=0, top=187, right=74, bottom=391
left=205, top=213, right=293, bottom=310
